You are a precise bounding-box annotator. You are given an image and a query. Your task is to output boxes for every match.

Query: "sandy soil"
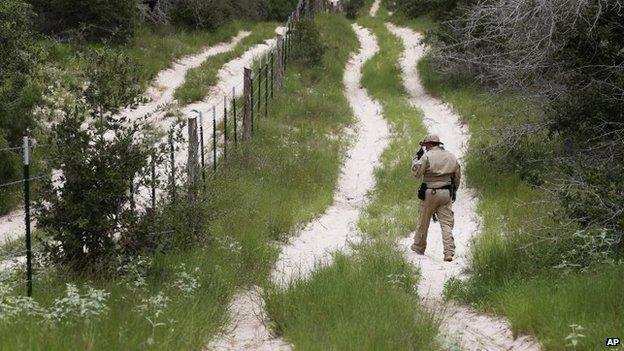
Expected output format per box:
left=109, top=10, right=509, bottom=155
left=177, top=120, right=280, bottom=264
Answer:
left=369, top=0, right=381, bottom=17
left=122, top=31, right=251, bottom=122
left=0, top=210, right=28, bottom=247
left=206, top=24, right=389, bottom=350
left=386, top=23, right=541, bottom=351
left=151, top=28, right=284, bottom=197
left=207, top=288, right=292, bottom=351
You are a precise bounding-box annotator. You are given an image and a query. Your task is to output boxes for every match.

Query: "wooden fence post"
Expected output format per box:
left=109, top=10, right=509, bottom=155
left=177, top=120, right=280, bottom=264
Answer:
left=243, top=68, right=253, bottom=140
left=187, top=116, right=200, bottom=199
left=277, top=34, right=285, bottom=90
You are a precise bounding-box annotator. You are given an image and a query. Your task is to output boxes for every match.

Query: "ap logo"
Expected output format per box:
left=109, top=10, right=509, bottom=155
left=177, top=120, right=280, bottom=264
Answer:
left=606, top=337, right=620, bottom=347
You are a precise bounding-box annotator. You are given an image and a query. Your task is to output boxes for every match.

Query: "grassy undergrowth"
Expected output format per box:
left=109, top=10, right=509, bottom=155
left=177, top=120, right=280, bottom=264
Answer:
left=265, top=7, right=439, bottom=350
left=174, top=22, right=279, bottom=104
left=417, top=42, right=624, bottom=351
left=49, top=22, right=249, bottom=91
left=0, top=13, right=355, bottom=350
left=265, top=243, right=439, bottom=351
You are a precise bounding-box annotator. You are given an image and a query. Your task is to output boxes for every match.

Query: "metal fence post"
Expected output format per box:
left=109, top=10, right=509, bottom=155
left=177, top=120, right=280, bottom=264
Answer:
left=257, top=63, right=262, bottom=116
left=212, top=105, right=217, bottom=172
left=169, top=129, right=176, bottom=202
left=243, top=68, right=253, bottom=140
left=223, top=95, right=227, bottom=160
left=233, top=87, right=238, bottom=146
left=151, top=153, right=156, bottom=209
left=129, top=179, right=135, bottom=214
left=277, top=34, right=285, bottom=90
left=187, top=116, right=200, bottom=199
left=265, top=58, right=269, bottom=118
left=22, top=132, right=32, bottom=297
left=198, top=112, right=206, bottom=183
left=250, top=73, right=255, bottom=135
left=270, top=52, right=274, bottom=99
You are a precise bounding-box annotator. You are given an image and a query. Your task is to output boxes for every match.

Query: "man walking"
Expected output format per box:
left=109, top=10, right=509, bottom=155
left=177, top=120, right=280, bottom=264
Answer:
left=411, top=134, right=461, bottom=262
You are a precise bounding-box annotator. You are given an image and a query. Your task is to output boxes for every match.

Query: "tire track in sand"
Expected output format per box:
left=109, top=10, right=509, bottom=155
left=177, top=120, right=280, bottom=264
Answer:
left=206, top=24, right=390, bottom=350
left=386, top=23, right=541, bottom=351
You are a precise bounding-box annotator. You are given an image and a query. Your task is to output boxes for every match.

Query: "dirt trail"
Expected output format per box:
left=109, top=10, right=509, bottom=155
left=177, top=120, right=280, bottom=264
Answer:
left=121, top=31, right=251, bottom=122
left=207, top=24, right=389, bottom=350
left=369, top=0, right=381, bottom=17
left=386, top=23, right=541, bottom=351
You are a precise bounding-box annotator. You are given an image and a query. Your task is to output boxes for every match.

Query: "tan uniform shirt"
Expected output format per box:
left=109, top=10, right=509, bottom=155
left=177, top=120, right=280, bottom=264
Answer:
left=411, top=146, right=461, bottom=189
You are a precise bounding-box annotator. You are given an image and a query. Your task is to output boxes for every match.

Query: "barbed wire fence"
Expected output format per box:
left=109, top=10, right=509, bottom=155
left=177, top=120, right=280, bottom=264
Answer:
left=0, top=0, right=336, bottom=297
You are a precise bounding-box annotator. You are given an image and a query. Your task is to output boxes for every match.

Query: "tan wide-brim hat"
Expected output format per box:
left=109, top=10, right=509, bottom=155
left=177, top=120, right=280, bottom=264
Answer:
left=420, top=134, right=444, bottom=146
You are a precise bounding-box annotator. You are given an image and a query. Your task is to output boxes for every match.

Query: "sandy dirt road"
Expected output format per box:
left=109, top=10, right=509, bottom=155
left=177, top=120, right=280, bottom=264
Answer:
left=386, top=23, right=541, bottom=351
left=206, top=23, right=390, bottom=350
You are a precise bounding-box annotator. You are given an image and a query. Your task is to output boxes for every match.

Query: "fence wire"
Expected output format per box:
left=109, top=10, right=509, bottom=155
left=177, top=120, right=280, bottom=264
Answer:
left=0, top=0, right=322, bottom=297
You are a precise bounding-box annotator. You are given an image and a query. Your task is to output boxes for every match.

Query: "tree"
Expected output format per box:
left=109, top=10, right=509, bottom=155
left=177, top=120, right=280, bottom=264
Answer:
left=0, top=0, right=43, bottom=213
left=30, top=0, right=140, bottom=42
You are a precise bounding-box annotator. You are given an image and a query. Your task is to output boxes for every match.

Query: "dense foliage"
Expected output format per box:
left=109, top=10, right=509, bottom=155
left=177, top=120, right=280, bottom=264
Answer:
left=426, top=0, right=624, bottom=254
left=290, top=19, right=326, bottom=66
left=385, top=0, right=476, bottom=20
left=30, top=0, right=141, bottom=42
left=343, top=0, right=365, bottom=19
left=0, top=0, right=44, bottom=213
left=0, top=0, right=298, bottom=213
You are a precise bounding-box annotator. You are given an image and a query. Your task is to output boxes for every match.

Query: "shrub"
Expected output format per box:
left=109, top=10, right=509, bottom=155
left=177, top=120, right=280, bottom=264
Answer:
left=80, top=47, right=144, bottom=116
left=290, top=19, right=325, bottom=66
left=30, top=0, right=140, bottom=42
left=36, top=111, right=152, bottom=273
left=170, top=0, right=233, bottom=31
left=261, top=0, right=298, bottom=21
left=386, top=0, right=476, bottom=20
left=0, top=0, right=43, bottom=212
left=343, top=0, right=365, bottom=19
left=430, top=0, right=624, bottom=250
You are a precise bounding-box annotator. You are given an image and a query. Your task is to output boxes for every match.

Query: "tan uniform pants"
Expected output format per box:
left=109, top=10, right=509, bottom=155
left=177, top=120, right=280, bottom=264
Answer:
left=413, top=188, right=455, bottom=257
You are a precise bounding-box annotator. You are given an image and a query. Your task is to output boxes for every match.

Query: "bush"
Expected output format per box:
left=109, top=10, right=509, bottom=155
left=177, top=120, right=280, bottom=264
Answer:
left=386, top=0, right=476, bottom=20
left=36, top=111, right=151, bottom=273
left=80, top=48, right=144, bottom=116
left=430, top=0, right=624, bottom=249
left=342, top=0, right=364, bottom=19
left=30, top=0, right=140, bottom=42
left=343, top=0, right=365, bottom=19
left=261, top=0, right=298, bottom=21
left=0, top=0, right=43, bottom=212
left=170, top=0, right=233, bottom=31
left=290, top=19, right=325, bottom=66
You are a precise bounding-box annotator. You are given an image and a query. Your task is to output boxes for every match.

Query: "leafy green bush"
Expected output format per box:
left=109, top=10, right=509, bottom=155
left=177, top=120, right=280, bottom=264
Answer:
left=342, top=0, right=364, bottom=19
left=290, top=19, right=325, bottom=66
left=30, top=0, right=140, bottom=42
left=261, top=0, right=298, bottom=21
left=0, top=0, right=43, bottom=212
left=170, top=0, right=233, bottom=31
left=80, top=48, right=144, bottom=116
left=36, top=112, right=151, bottom=273
left=428, top=0, right=624, bottom=243
left=385, top=0, right=475, bottom=20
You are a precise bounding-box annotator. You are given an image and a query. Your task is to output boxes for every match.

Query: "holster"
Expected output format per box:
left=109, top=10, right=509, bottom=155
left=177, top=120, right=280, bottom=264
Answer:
left=418, top=183, right=427, bottom=200
left=451, top=176, right=457, bottom=203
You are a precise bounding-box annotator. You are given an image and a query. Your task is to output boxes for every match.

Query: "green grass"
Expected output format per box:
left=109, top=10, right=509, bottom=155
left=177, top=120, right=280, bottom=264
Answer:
left=174, top=22, right=279, bottom=104
left=417, top=43, right=624, bottom=351
left=264, top=8, right=439, bottom=350
left=47, top=22, right=249, bottom=91
left=265, top=242, right=439, bottom=351
left=0, top=13, right=356, bottom=350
